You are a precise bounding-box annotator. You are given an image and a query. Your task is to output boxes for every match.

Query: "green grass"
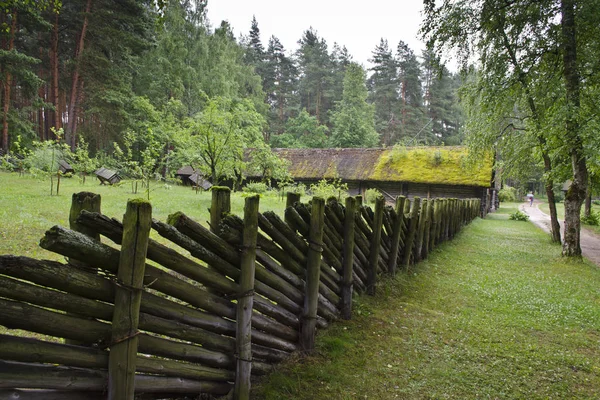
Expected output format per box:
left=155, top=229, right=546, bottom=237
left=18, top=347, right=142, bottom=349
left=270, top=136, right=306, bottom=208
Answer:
left=0, top=171, right=287, bottom=259
left=537, top=201, right=600, bottom=235
left=252, top=204, right=600, bottom=399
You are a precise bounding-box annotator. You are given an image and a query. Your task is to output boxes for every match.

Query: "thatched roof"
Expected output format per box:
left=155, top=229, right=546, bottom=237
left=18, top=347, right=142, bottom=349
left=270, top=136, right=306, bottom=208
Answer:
left=271, top=147, right=493, bottom=187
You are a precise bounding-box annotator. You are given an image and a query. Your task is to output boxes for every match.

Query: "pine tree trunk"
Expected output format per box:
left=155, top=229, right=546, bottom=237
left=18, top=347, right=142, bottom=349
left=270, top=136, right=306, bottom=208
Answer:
left=51, top=6, right=61, bottom=132
left=66, top=0, right=92, bottom=151
left=561, top=0, right=587, bottom=257
left=1, top=8, right=17, bottom=152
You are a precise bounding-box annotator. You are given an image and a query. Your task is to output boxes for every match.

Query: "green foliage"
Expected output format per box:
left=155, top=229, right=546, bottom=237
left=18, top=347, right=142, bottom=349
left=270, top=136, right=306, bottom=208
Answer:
left=498, top=186, right=518, bottom=202
left=581, top=211, right=600, bottom=226
left=329, top=63, right=378, bottom=148
left=509, top=210, right=529, bottom=221
left=309, top=178, right=348, bottom=200
left=364, top=188, right=383, bottom=205
left=242, top=181, right=269, bottom=194
left=272, top=109, right=328, bottom=148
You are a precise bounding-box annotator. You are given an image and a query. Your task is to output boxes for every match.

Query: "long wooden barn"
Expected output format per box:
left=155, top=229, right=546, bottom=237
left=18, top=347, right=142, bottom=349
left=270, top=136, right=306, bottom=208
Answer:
left=254, top=147, right=495, bottom=214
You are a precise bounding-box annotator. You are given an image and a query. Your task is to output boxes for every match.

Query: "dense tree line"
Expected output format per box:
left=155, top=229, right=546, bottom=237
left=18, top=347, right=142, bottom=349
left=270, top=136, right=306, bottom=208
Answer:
left=1, top=0, right=464, bottom=161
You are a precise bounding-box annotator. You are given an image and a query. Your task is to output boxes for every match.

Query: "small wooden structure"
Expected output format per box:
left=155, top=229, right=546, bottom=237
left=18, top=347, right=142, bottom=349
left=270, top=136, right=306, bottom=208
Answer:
left=94, top=167, right=121, bottom=185
left=190, top=172, right=213, bottom=190
left=175, top=165, right=195, bottom=185
left=58, top=160, right=74, bottom=175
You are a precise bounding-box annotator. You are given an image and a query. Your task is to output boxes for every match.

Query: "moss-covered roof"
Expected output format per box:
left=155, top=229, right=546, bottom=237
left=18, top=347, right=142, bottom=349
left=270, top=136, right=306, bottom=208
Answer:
left=272, top=147, right=493, bottom=187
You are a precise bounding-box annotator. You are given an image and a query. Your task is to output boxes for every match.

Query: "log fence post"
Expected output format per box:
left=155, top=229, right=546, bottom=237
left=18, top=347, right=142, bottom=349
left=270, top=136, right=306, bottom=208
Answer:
left=233, top=195, right=259, bottom=400
left=341, top=196, right=356, bottom=320
left=210, top=187, right=231, bottom=233
left=422, top=199, right=434, bottom=260
left=108, top=199, right=152, bottom=400
left=367, top=196, right=385, bottom=296
left=300, top=197, right=325, bottom=352
left=285, top=192, right=301, bottom=227
left=388, top=196, right=407, bottom=276
left=415, top=199, right=428, bottom=262
left=402, top=197, right=421, bottom=270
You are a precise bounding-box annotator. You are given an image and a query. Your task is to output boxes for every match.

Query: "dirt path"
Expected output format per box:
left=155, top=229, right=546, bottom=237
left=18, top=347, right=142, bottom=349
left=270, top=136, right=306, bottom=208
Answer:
left=520, top=201, right=600, bottom=266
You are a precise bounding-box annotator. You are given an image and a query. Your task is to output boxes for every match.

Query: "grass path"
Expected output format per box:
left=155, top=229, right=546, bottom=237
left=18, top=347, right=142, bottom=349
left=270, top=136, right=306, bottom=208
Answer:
left=252, top=203, right=600, bottom=399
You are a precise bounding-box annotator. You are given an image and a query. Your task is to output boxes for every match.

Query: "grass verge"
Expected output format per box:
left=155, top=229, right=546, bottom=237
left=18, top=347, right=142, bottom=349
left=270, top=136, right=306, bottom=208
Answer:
left=0, top=171, right=286, bottom=259
left=252, top=204, right=600, bottom=399
left=537, top=201, right=600, bottom=235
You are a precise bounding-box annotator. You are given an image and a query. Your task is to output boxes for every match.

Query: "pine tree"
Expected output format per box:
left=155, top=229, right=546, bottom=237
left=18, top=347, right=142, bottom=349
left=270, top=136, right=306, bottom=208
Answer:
left=397, top=41, right=425, bottom=143
left=329, top=63, right=378, bottom=148
left=368, top=39, right=399, bottom=145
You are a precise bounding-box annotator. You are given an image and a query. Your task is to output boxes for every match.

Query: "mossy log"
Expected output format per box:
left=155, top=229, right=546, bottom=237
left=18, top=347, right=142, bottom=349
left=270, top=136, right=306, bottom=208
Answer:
left=0, top=360, right=232, bottom=395
left=210, top=187, right=230, bottom=233
left=0, top=335, right=234, bottom=382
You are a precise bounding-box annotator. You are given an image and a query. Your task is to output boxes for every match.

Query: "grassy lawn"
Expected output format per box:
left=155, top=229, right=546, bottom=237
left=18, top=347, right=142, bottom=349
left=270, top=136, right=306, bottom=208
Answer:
left=537, top=201, right=600, bottom=235
left=0, top=171, right=287, bottom=259
left=252, top=203, right=600, bottom=399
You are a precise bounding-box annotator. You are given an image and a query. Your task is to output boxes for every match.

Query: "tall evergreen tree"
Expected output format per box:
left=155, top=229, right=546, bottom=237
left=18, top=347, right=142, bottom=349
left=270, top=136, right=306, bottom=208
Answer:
left=329, top=63, right=378, bottom=148
left=368, top=39, right=399, bottom=145
left=397, top=40, right=425, bottom=143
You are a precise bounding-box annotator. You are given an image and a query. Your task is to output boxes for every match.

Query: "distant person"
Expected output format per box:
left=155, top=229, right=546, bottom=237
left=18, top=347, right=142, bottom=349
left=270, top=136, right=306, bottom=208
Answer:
left=527, top=192, right=534, bottom=207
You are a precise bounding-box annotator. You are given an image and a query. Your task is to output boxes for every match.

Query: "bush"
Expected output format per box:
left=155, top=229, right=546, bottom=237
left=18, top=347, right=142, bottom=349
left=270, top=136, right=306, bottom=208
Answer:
left=509, top=210, right=529, bottom=221
left=243, top=181, right=268, bottom=194
left=581, top=211, right=600, bottom=226
left=309, top=178, right=348, bottom=200
left=364, top=188, right=382, bottom=204
left=498, top=186, right=518, bottom=202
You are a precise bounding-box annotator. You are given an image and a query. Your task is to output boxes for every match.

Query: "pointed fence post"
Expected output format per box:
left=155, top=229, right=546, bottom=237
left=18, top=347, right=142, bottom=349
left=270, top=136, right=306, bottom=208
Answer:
left=300, top=197, right=325, bottom=352
left=210, top=186, right=231, bottom=233
left=285, top=192, right=301, bottom=227
left=366, top=196, right=385, bottom=296
left=421, top=199, right=434, bottom=260
left=108, top=199, right=152, bottom=400
left=341, top=196, right=356, bottom=320
left=234, top=195, right=259, bottom=400
left=402, top=197, right=421, bottom=270
left=388, top=196, right=407, bottom=276
left=415, top=199, right=428, bottom=262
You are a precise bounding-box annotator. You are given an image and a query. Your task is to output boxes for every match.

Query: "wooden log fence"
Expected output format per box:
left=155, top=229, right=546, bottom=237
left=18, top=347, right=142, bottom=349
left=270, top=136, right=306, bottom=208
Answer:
left=0, top=190, right=481, bottom=399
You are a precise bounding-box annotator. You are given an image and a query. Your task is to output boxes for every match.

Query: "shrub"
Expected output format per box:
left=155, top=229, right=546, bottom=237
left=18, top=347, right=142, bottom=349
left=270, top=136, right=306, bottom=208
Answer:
left=309, top=178, right=348, bottom=200
left=364, top=188, right=383, bottom=204
left=243, top=181, right=268, bottom=194
left=581, top=211, right=600, bottom=226
left=509, top=210, right=529, bottom=221
left=498, top=186, right=518, bottom=202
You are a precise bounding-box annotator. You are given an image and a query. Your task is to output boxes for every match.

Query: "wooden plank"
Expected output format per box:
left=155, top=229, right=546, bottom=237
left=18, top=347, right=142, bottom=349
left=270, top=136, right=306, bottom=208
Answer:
left=341, top=196, right=356, bottom=320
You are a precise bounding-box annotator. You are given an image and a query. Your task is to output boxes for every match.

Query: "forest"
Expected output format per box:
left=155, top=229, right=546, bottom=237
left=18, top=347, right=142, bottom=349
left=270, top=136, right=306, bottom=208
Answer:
left=0, top=0, right=463, bottom=179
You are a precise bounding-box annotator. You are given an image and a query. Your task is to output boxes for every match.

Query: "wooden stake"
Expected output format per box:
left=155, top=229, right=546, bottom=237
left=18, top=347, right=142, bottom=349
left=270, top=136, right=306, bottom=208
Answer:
left=210, top=187, right=231, bottom=233
left=108, top=199, right=152, bottom=400
left=341, top=197, right=356, bottom=319
left=300, top=197, right=325, bottom=352
left=367, top=196, right=385, bottom=295
left=388, top=196, right=407, bottom=276
left=401, top=197, right=421, bottom=270
left=234, top=195, right=259, bottom=400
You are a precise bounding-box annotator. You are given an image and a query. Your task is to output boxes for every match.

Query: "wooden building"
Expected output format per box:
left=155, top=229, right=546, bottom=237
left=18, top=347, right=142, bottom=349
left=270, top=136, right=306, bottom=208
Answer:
left=175, top=165, right=195, bottom=185
left=58, top=160, right=74, bottom=175
left=94, top=167, right=121, bottom=185
left=257, top=147, right=495, bottom=215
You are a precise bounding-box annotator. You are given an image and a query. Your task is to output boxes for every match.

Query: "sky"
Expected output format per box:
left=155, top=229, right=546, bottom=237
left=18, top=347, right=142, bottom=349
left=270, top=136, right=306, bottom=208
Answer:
left=205, top=0, right=427, bottom=69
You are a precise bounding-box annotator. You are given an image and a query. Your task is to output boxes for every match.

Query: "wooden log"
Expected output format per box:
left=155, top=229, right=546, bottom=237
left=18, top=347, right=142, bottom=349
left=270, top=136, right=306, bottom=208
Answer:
left=0, top=389, right=105, bottom=400
left=414, top=199, right=428, bottom=262
left=367, top=196, right=385, bottom=296
left=324, top=203, right=344, bottom=239
left=258, top=212, right=306, bottom=265
left=0, top=361, right=232, bottom=395
left=341, top=196, right=356, bottom=320
left=109, top=199, right=152, bottom=400
left=401, top=197, right=421, bottom=270
left=422, top=199, right=434, bottom=260
left=234, top=195, right=259, bottom=400
left=284, top=192, right=301, bottom=228
left=388, top=196, right=406, bottom=275
left=429, top=200, right=439, bottom=251
left=0, top=335, right=234, bottom=382
left=301, top=197, right=325, bottom=352
left=210, top=186, right=231, bottom=233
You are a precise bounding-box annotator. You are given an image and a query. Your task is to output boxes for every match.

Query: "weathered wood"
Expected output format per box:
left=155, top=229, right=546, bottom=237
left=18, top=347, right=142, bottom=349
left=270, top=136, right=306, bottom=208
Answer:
left=388, top=196, right=406, bottom=275
left=341, top=196, right=356, bottom=320
left=367, top=196, right=385, bottom=296
left=301, top=197, right=325, bottom=352
left=0, top=335, right=234, bottom=382
left=234, top=195, right=259, bottom=400
left=258, top=212, right=307, bottom=265
left=0, top=389, right=105, bottom=400
left=414, top=199, right=428, bottom=262
left=109, top=199, right=152, bottom=400
left=0, top=361, right=232, bottom=395
left=422, top=199, right=434, bottom=260
left=285, top=192, right=301, bottom=227
left=402, top=197, right=421, bottom=270
left=210, top=186, right=231, bottom=233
